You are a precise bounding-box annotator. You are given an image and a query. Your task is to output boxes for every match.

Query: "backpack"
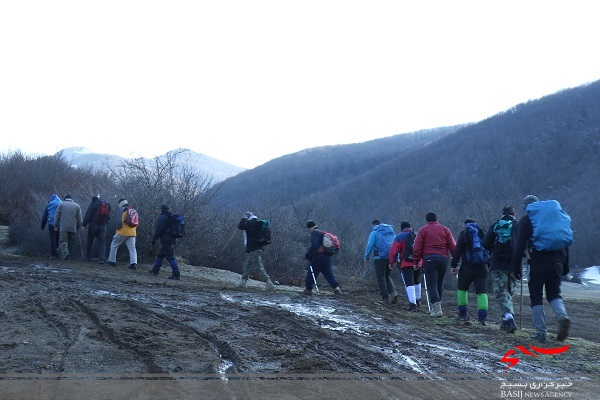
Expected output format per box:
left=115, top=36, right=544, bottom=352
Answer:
left=402, top=230, right=416, bottom=261
left=526, top=200, right=573, bottom=251
left=125, top=207, right=139, bottom=228
left=256, top=219, right=272, bottom=245
left=464, top=223, right=490, bottom=266
left=168, top=213, right=185, bottom=239
left=316, top=229, right=341, bottom=254
left=93, top=200, right=110, bottom=224
left=493, top=219, right=515, bottom=262
left=374, top=224, right=395, bottom=260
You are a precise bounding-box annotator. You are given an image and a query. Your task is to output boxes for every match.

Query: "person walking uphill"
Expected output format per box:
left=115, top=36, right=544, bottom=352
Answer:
left=482, top=206, right=519, bottom=334
left=451, top=218, right=490, bottom=326
left=512, top=195, right=572, bottom=343
left=53, top=195, right=83, bottom=260
left=40, top=194, right=62, bottom=258
left=364, top=220, right=398, bottom=304
left=107, top=199, right=138, bottom=270
left=304, top=220, right=342, bottom=295
left=389, top=222, right=421, bottom=311
left=238, top=212, right=274, bottom=290
left=82, top=195, right=111, bottom=264
left=412, top=213, right=456, bottom=317
left=150, top=204, right=181, bottom=280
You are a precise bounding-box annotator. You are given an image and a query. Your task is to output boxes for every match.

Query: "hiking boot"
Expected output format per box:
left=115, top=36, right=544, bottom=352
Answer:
left=128, top=263, right=137, bottom=270
left=107, top=261, right=116, bottom=267
left=390, top=294, right=399, bottom=304
left=505, top=318, right=517, bottom=334
left=479, top=319, right=487, bottom=326
left=455, top=312, right=470, bottom=321
left=557, top=317, right=571, bottom=341
left=430, top=302, right=443, bottom=317
left=531, top=332, right=547, bottom=343
left=98, top=260, right=105, bottom=265
left=302, top=288, right=312, bottom=296
left=265, top=279, right=275, bottom=291
left=380, top=297, right=391, bottom=305
left=407, top=303, right=418, bottom=312
left=416, top=300, right=421, bottom=312
left=333, top=287, right=342, bottom=295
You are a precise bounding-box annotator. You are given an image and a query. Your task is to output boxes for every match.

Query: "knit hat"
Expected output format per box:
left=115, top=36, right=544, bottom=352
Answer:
left=306, top=220, right=317, bottom=229
left=160, top=204, right=169, bottom=212
left=65, top=194, right=72, bottom=200
left=119, top=199, right=128, bottom=208
left=92, top=196, right=99, bottom=202
left=523, top=195, right=539, bottom=207
left=502, top=206, right=515, bottom=216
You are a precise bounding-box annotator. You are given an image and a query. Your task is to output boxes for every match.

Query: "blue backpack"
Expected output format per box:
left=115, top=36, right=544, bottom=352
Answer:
left=464, top=222, right=490, bottom=266
left=526, top=200, right=573, bottom=251
left=374, top=224, right=395, bottom=260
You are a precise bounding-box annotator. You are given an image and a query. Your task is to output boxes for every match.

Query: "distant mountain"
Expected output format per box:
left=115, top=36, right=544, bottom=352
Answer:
left=57, top=147, right=246, bottom=183
left=213, top=80, right=600, bottom=268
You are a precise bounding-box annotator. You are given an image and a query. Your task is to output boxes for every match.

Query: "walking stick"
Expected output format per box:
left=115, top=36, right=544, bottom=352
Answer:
left=520, top=259, right=525, bottom=330
left=422, top=268, right=431, bottom=313
left=78, top=230, right=85, bottom=259
left=309, top=265, right=320, bottom=295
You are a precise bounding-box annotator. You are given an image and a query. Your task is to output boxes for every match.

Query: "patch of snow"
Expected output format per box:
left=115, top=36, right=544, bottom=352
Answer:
left=581, top=266, right=600, bottom=285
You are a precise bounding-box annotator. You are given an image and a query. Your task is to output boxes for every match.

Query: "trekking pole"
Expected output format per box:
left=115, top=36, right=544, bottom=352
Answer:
left=422, top=269, right=431, bottom=313
left=309, top=265, right=320, bottom=295
left=520, top=259, right=525, bottom=330
left=78, top=230, right=85, bottom=259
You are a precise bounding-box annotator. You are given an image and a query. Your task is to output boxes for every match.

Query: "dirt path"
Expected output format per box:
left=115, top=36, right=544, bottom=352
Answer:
left=0, top=252, right=599, bottom=399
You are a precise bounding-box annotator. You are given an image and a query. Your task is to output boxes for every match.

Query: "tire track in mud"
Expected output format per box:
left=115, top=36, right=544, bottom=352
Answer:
left=34, top=299, right=80, bottom=372
left=71, top=299, right=164, bottom=373
left=118, top=298, right=242, bottom=373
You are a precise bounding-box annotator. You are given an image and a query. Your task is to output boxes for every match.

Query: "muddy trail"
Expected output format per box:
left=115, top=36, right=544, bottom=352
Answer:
left=0, top=253, right=599, bottom=399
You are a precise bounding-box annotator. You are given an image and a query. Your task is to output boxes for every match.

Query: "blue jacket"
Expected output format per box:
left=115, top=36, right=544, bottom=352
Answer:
left=41, top=194, right=61, bottom=229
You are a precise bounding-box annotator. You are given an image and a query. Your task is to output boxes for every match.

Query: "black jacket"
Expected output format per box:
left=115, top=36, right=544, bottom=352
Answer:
left=511, top=215, right=569, bottom=276
left=482, top=215, right=518, bottom=272
left=451, top=226, right=487, bottom=268
left=238, top=217, right=264, bottom=253
left=152, top=211, right=175, bottom=245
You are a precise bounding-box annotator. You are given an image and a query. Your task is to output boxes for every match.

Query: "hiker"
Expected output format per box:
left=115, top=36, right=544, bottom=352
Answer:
left=304, top=220, right=342, bottom=295
left=40, top=194, right=62, bottom=258
left=513, top=195, right=572, bottom=343
left=389, top=222, right=422, bottom=311
left=482, top=205, right=519, bottom=334
left=82, top=195, right=111, bottom=264
left=451, top=218, right=490, bottom=325
left=412, top=213, right=456, bottom=317
left=150, top=204, right=181, bottom=280
left=364, top=220, right=398, bottom=304
left=107, top=199, right=138, bottom=270
left=237, top=212, right=275, bottom=290
left=53, top=195, right=83, bottom=260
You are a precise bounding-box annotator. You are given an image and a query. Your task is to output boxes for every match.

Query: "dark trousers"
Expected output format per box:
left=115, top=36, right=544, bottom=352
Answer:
left=47, top=224, right=59, bottom=258
left=306, top=254, right=338, bottom=290
left=528, top=262, right=563, bottom=307
left=86, top=223, right=107, bottom=261
left=423, top=255, right=449, bottom=303
left=400, top=267, right=421, bottom=286
left=374, top=258, right=396, bottom=300
left=457, top=264, right=488, bottom=294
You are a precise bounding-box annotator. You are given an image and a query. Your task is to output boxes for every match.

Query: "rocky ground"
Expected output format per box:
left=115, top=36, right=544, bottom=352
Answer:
left=0, top=233, right=598, bottom=399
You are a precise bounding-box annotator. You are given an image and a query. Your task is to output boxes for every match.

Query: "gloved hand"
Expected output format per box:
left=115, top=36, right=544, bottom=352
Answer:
left=514, top=268, right=522, bottom=280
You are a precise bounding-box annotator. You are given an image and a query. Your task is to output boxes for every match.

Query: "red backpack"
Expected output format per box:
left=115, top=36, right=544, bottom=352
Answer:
left=93, top=200, right=111, bottom=224
left=125, top=207, right=139, bottom=227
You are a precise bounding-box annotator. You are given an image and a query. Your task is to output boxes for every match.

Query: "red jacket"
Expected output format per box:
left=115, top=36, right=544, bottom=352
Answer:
left=388, top=228, right=416, bottom=269
left=412, top=221, right=456, bottom=263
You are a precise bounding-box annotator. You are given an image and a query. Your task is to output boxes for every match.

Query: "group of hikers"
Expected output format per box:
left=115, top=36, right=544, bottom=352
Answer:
left=237, top=195, right=573, bottom=344
left=41, top=195, right=182, bottom=280
left=41, top=193, right=573, bottom=343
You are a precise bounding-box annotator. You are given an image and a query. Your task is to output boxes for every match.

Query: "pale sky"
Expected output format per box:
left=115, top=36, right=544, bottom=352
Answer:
left=1, top=1, right=599, bottom=169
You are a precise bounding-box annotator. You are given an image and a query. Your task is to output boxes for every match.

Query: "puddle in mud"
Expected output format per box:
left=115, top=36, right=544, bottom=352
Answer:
left=220, top=292, right=369, bottom=336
